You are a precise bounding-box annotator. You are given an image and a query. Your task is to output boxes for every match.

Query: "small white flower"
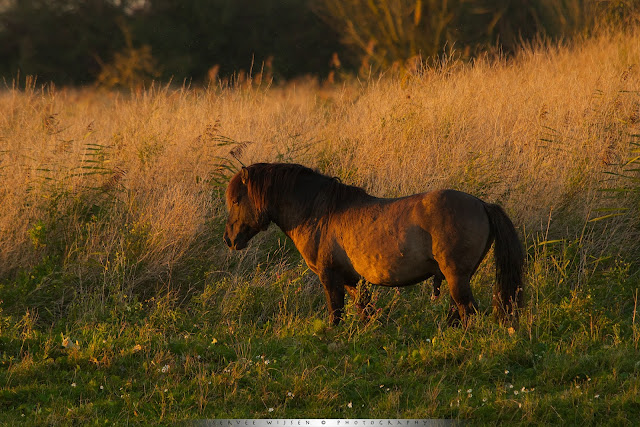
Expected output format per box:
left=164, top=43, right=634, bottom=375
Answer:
left=505, top=370, right=510, bottom=374
left=386, top=388, right=390, bottom=392
left=268, top=408, right=274, bottom=412
left=468, top=393, right=473, bottom=398
left=467, top=389, right=472, bottom=394
left=518, top=403, right=522, bottom=408
left=264, top=360, right=270, bottom=365
left=100, top=385, right=104, bottom=390
left=483, top=398, right=487, bottom=402
left=508, top=384, right=514, bottom=389
left=71, top=383, right=76, bottom=388
left=514, top=390, right=519, bottom=395
left=287, top=392, right=294, bottom=397
left=208, top=381, right=211, bottom=385
left=521, top=387, right=526, bottom=392
left=164, top=388, right=168, bottom=393
left=161, top=364, right=170, bottom=373
left=347, top=402, right=352, bottom=408
left=425, top=339, right=431, bottom=343
left=595, top=394, right=600, bottom=399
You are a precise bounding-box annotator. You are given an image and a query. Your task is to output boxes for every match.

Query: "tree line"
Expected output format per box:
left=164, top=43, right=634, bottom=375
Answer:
left=0, top=0, right=637, bottom=87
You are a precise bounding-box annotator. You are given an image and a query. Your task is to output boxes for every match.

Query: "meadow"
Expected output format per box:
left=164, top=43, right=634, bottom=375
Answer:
left=1, top=29, right=640, bottom=424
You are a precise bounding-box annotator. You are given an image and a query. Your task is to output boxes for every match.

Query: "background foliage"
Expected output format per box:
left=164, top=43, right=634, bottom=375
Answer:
left=0, top=0, right=346, bottom=86
left=1, top=0, right=639, bottom=86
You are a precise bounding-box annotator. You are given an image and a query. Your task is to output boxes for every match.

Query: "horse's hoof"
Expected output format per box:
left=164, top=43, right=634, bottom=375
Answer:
left=447, top=309, right=462, bottom=327
left=447, top=318, right=462, bottom=328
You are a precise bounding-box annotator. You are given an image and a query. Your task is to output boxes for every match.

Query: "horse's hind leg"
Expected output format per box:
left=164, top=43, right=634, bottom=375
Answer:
left=444, top=272, right=478, bottom=327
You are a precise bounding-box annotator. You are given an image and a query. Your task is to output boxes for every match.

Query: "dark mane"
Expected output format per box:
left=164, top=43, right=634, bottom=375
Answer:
left=244, top=163, right=369, bottom=219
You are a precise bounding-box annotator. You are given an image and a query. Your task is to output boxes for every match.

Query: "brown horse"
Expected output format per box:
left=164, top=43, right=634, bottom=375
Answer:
left=223, top=163, right=524, bottom=326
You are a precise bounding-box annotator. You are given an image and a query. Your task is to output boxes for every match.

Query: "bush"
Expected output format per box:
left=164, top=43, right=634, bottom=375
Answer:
left=316, top=0, right=640, bottom=73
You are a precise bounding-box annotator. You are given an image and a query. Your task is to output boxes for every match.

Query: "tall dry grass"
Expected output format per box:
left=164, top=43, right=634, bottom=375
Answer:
left=0, top=30, right=639, bottom=299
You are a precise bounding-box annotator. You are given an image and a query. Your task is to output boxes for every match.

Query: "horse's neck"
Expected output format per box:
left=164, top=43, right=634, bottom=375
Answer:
left=269, top=185, right=374, bottom=234
left=268, top=191, right=328, bottom=272
left=268, top=191, right=317, bottom=235
left=267, top=174, right=375, bottom=231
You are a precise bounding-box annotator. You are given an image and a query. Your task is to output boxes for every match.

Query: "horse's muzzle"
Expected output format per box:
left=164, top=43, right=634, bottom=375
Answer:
left=223, top=232, right=232, bottom=248
left=223, top=231, right=249, bottom=250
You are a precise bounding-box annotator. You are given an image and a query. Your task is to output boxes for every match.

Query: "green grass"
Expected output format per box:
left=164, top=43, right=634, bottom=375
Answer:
left=2, top=29, right=640, bottom=423
left=1, top=230, right=639, bottom=424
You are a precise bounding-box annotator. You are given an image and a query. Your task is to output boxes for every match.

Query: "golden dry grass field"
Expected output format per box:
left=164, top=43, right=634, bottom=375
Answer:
left=0, top=29, right=639, bottom=423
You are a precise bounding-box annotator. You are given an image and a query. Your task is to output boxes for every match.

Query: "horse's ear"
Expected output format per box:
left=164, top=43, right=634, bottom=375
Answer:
left=240, top=167, right=249, bottom=185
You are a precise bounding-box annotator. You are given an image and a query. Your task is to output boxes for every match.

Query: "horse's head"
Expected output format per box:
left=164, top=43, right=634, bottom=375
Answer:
left=223, top=167, right=269, bottom=250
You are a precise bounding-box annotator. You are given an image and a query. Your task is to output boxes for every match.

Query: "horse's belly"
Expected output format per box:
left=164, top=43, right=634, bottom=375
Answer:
left=335, top=198, right=440, bottom=286
left=360, top=258, right=437, bottom=286
left=349, top=240, right=438, bottom=286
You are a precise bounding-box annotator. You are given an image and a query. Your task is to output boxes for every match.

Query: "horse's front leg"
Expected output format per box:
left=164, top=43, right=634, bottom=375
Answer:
left=345, top=283, right=374, bottom=320
left=431, top=272, right=444, bottom=301
left=319, top=269, right=347, bottom=325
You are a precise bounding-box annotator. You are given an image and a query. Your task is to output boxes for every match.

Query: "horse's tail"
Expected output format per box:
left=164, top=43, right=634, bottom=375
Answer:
left=484, top=203, right=525, bottom=323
